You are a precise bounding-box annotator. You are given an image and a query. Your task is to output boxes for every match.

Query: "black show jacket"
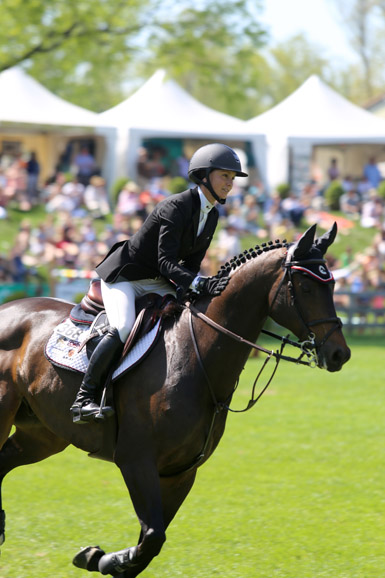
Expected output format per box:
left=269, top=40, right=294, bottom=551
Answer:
left=95, top=187, right=218, bottom=292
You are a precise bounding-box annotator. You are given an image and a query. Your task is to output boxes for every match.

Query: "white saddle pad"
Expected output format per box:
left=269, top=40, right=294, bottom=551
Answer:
left=45, top=316, right=161, bottom=380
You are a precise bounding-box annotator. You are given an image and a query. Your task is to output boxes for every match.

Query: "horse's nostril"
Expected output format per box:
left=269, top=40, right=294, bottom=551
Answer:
left=331, top=346, right=351, bottom=368
left=333, top=349, right=343, bottom=363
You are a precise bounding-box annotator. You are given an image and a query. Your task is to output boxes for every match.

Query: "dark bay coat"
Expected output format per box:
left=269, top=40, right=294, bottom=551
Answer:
left=95, top=187, right=218, bottom=292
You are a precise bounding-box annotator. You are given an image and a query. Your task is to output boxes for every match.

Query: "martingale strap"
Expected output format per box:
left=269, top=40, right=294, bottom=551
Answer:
left=188, top=309, right=285, bottom=415
left=163, top=306, right=285, bottom=477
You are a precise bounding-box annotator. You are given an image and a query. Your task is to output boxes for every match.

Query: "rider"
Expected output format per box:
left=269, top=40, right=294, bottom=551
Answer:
left=70, top=143, right=248, bottom=423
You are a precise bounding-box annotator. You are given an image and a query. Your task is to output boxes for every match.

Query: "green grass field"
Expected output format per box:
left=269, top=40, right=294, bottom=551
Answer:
left=1, top=335, right=384, bottom=578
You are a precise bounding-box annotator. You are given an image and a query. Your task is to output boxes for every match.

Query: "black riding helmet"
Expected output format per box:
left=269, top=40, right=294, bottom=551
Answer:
left=188, top=143, right=248, bottom=205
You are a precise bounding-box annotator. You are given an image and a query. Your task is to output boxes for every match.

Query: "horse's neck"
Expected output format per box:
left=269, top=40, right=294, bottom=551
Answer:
left=207, top=249, right=284, bottom=343
left=185, top=251, right=283, bottom=404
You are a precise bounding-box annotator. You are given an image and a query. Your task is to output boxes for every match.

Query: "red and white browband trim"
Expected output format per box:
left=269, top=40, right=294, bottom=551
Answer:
left=291, top=265, right=334, bottom=283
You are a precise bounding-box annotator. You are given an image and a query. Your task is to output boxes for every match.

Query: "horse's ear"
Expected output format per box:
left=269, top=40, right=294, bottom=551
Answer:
left=314, top=222, right=338, bottom=255
left=290, top=224, right=317, bottom=260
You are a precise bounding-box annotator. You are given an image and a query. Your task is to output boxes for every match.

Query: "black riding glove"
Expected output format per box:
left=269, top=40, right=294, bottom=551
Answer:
left=191, top=275, right=230, bottom=296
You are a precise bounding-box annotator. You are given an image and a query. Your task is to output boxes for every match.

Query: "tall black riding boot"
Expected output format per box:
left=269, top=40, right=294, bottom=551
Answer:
left=70, top=327, right=124, bottom=424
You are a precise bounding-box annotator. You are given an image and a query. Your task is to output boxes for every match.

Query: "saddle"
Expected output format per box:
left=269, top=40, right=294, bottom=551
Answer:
left=72, top=278, right=178, bottom=357
left=46, top=279, right=180, bottom=381
left=80, top=279, right=104, bottom=316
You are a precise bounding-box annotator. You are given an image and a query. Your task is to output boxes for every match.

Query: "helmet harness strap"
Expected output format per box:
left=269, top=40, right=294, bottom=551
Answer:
left=196, top=169, right=227, bottom=205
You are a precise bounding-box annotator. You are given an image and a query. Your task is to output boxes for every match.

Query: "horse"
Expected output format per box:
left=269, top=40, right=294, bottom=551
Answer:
left=0, top=223, right=350, bottom=577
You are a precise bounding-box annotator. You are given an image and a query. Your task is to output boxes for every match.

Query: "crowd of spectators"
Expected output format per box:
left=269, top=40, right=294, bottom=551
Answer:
left=1, top=149, right=385, bottom=310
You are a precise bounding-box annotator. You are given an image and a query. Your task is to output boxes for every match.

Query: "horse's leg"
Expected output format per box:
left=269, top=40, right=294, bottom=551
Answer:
left=95, top=455, right=166, bottom=576
left=0, top=378, right=23, bottom=546
left=94, top=465, right=197, bottom=578
left=0, top=423, right=68, bottom=546
left=124, top=471, right=198, bottom=578
left=83, top=405, right=196, bottom=578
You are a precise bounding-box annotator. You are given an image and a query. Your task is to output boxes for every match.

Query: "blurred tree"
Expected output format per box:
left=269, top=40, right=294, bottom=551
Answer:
left=261, top=34, right=330, bottom=108
left=0, top=0, right=155, bottom=111
left=132, top=0, right=268, bottom=119
left=0, top=0, right=268, bottom=115
left=331, top=0, right=385, bottom=101
left=0, top=0, right=376, bottom=119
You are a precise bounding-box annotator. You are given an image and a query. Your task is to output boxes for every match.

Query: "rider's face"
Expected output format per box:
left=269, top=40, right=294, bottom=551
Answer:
left=202, top=169, right=236, bottom=204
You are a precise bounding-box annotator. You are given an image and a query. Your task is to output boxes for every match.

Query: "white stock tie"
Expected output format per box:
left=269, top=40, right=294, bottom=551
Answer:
left=198, top=205, right=212, bottom=236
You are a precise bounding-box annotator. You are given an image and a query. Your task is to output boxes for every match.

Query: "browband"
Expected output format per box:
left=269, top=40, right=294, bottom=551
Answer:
left=290, top=264, right=334, bottom=283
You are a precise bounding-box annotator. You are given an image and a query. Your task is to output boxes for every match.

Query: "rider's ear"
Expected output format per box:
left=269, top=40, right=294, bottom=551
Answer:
left=314, top=222, right=338, bottom=255
left=290, top=224, right=317, bottom=260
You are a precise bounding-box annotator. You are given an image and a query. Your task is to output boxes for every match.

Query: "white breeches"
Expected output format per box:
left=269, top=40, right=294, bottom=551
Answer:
left=101, top=278, right=176, bottom=343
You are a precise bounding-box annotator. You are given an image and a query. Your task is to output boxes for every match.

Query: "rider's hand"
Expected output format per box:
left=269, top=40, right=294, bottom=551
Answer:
left=191, top=275, right=230, bottom=296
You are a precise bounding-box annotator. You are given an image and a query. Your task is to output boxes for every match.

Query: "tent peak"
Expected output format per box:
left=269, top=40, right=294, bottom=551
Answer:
left=0, top=66, right=100, bottom=127
left=143, top=69, right=167, bottom=87
left=99, top=69, right=249, bottom=133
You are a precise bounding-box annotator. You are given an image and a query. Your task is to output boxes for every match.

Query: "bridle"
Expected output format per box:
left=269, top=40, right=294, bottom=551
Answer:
left=188, top=252, right=343, bottom=371
left=268, top=253, right=343, bottom=365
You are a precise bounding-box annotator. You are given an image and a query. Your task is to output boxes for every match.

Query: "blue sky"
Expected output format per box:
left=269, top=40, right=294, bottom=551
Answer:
left=261, top=0, right=356, bottom=65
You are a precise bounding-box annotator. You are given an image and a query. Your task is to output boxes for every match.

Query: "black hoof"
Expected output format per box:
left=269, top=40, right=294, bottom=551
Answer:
left=98, top=546, right=138, bottom=575
left=73, top=545, right=106, bottom=572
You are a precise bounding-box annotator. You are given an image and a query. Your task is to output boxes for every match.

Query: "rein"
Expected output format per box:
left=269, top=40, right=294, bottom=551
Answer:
left=186, top=301, right=316, bottom=367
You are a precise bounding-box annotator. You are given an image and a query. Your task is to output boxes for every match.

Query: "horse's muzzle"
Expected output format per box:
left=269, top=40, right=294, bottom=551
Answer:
left=318, top=342, right=351, bottom=372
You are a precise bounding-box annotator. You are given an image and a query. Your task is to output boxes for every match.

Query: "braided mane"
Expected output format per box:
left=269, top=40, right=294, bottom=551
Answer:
left=215, top=238, right=290, bottom=278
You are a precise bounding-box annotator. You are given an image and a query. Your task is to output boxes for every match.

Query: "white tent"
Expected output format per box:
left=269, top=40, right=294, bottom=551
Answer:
left=0, top=67, right=106, bottom=182
left=98, top=69, right=266, bottom=186
left=0, top=67, right=100, bottom=127
left=247, top=75, right=385, bottom=191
